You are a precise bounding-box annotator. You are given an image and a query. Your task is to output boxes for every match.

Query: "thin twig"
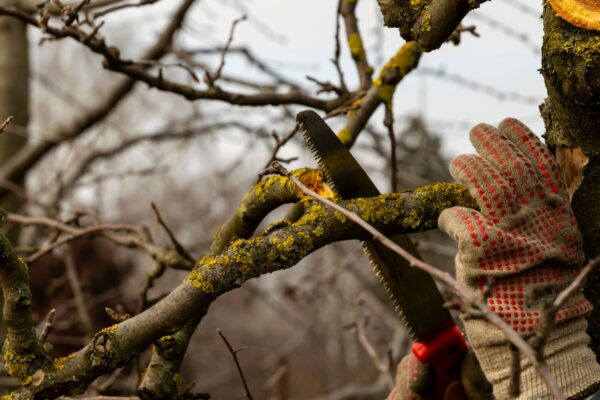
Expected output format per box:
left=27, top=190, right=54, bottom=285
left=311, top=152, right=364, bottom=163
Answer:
left=384, top=105, right=398, bottom=193
left=353, top=300, right=395, bottom=388
left=0, top=116, right=13, bottom=134
left=262, top=124, right=300, bottom=171
left=554, top=256, right=600, bottom=309
left=332, top=0, right=347, bottom=92
left=136, top=59, right=199, bottom=82
left=151, top=202, right=194, bottom=262
left=217, top=329, right=254, bottom=400
left=39, top=309, right=56, bottom=342
left=93, top=0, right=161, bottom=18
left=530, top=256, right=600, bottom=361
left=63, top=246, right=94, bottom=338
left=205, top=15, right=247, bottom=86
left=509, top=343, right=521, bottom=396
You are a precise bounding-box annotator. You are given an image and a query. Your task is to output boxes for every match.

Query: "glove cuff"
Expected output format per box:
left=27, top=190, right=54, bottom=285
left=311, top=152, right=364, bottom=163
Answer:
left=465, top=316, right=600, bottom=399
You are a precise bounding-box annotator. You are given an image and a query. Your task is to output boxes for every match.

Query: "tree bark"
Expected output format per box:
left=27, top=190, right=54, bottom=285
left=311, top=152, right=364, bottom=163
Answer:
left=0, top=0, right=29, bottom=353
left=541, top=3, right=600, bottom=357
left=0, top=0, right=29, bottom=190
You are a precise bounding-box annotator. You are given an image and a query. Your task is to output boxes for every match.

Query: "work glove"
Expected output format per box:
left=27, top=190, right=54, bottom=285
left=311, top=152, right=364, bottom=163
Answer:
left=437, top=118, right=600, bottom=399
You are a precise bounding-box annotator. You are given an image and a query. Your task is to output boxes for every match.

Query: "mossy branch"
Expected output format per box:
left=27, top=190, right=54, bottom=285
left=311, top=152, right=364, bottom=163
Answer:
left=187, top=180, right=475, bottom=295
left=341, top=0, right=373, bottom=89
left=338, top=42, right=423, bottom=148
left=0, top=234, right=50, bottom=384
left=7, top=179, right=475, bottom=399
left=137, top=171, right=306, bottom=398
left=376, top=0, right=487, bottom=51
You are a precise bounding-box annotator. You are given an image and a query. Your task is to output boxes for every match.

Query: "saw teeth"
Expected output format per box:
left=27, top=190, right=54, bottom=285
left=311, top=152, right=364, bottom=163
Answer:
left=300, top=127, right=341, bottom=193
left=363, top=244, right=417, bottom=340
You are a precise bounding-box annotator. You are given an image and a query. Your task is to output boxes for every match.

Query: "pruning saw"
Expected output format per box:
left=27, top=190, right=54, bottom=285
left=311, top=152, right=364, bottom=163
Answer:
left=297, top=110, right=466, bottom=398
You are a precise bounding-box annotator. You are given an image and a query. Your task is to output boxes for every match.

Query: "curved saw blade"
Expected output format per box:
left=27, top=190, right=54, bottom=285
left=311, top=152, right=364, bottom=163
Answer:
left=297, top=110, right=454, bottom=341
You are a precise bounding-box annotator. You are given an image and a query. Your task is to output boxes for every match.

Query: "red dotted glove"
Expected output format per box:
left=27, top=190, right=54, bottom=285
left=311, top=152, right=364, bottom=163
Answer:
left=438, top=119, right=600, bottom=399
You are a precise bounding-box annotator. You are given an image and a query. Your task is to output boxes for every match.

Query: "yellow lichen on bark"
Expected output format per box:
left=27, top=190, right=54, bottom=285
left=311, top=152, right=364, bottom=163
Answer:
left=348, top=32, right=366, bottom=60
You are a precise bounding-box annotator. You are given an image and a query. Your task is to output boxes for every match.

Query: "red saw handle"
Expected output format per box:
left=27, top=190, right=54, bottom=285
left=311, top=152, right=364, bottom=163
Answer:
left=411, top=325, right=467, bottom=399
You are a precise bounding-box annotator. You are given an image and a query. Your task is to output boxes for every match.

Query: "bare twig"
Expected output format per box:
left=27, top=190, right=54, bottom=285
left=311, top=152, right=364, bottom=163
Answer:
left=39, top=309, right=56, bottom=342
left=0, top=115, right=13, bottom=134
left=384, top=105, right=398, bottom=192
left=205, top=15, right=247, bottom=86
left=217, top=329, right=254, bottom=400
left=151, top=202, right=194, bottom=262
left=332, top=0, right=348, bottom=92
left=105, top=306, right=130, bottom=322
left=446, top=23, right=480, bottom=45
left=509, top=343, right=521, bottom=396
left=262, top=124, right=300, bottom=171
left=554, top=257, right=600, bottom=309
left=353, top=300, right=395, bottom=388
left=530, top=256, right=600, bottom=361
left=63, top=246, right=94, bottom=338
left=93, top=0, right=162, bottom=18
left=135, top=59, right=200, bottom=82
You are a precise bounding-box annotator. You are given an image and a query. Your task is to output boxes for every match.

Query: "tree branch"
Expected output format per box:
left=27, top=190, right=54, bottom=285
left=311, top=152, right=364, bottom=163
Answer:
left=5, top=177, right=475, bottom=398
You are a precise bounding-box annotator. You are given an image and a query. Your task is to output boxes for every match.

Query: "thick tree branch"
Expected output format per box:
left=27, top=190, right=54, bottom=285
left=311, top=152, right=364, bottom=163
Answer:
left=376, top=0, right=488, bottom=51
left=6, top=178, right=474, bottom=398
left=136, top=170, right=310, bottom=398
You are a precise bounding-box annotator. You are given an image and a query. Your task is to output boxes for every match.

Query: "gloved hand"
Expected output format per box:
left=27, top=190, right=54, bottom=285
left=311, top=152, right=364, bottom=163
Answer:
left=437, top=119, right=600, bottom=399
left=387, top=349, right=491, bottom=400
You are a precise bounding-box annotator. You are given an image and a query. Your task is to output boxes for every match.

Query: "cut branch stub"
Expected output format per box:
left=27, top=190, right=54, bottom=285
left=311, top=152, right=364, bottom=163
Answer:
left=549, top=0, right=600, bottom=31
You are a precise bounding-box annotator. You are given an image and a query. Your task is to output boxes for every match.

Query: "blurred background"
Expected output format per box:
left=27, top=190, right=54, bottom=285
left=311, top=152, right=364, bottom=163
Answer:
left=2, top=0, right=545, bottom=398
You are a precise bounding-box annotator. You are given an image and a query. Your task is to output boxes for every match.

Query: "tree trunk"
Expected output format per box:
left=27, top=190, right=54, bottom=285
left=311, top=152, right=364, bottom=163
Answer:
left=0, top=0, right=28, bottom=227
left=0, top=0, right=29, bottom=353
left=541, top=3, right=600, bottom=357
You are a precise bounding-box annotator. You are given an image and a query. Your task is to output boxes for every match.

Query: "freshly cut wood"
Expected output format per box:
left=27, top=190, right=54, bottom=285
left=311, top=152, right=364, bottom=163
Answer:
left=549, top=0, right=600, bottom=30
